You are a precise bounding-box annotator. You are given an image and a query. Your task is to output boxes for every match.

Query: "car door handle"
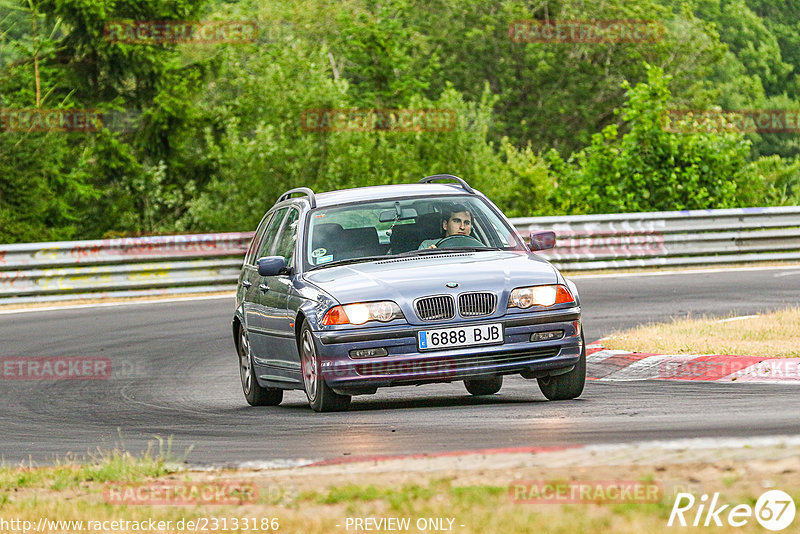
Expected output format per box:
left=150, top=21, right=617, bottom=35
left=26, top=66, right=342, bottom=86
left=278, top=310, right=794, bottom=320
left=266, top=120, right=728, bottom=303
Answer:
left=258, top=283, right=270, bottom=293
left=242, top=280, right=252, bottom=288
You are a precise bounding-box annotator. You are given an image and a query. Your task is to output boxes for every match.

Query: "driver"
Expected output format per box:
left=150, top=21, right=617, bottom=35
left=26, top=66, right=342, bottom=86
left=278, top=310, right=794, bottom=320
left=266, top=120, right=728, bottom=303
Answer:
left=418, top=204, right=473, bottom=249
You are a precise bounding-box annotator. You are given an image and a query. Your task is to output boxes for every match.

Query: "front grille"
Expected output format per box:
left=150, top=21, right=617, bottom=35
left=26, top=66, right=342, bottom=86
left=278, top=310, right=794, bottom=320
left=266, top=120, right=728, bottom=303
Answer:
left=415, top=295, right=455, bottom=321
left=458, top=292, right=497, bottom=317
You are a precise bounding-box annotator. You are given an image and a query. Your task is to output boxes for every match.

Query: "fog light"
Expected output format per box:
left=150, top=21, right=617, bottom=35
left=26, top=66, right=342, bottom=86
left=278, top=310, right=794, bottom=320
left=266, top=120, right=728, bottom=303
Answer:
left=530, top=330, right=564, bottom=342
left=349, top=347, right=388, bottom=359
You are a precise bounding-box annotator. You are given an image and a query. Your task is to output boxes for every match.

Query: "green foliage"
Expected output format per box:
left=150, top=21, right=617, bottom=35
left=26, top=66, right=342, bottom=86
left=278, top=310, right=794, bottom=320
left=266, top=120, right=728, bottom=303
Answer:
left=748, top=154, right=800, bottom=205
left=1, top=0, right=799, bottom=243
left=410, top=0, right=731, bottom=155
left=0, top=132, right=97, bottom=241
left=547, top=65, right=765, bottom=213
left=331, top=0, right=438, bottom=107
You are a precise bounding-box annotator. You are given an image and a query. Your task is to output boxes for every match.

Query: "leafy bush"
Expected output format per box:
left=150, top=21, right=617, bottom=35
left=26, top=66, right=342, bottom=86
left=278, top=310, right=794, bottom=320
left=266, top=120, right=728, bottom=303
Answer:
left=547, top=64, right=768, bottom=214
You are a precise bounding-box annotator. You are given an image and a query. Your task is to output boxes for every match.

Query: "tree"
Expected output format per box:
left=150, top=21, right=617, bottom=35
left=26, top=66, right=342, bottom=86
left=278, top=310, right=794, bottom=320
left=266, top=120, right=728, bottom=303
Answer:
left=547, top=64, right=762, bottom=214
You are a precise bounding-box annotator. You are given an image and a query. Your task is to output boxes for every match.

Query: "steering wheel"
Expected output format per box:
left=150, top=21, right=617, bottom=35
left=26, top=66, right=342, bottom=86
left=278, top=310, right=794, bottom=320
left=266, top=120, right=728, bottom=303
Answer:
left=434, top=234, right=484, bottom=248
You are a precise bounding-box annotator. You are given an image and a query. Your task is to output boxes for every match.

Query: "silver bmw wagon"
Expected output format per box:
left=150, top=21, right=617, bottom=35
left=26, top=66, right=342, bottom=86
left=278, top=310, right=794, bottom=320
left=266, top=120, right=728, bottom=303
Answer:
left=232, top=175, right=584, bottom=411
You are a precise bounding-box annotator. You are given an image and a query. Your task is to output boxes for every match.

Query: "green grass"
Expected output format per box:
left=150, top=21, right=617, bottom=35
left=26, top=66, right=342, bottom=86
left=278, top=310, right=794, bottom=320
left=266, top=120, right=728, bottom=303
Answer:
left=300, top=482, right=437, bottom=509
left=0, top=435, right=189, bottom=492
left=300, top=481, right=509, bottom=515
left=1, top=434, right=798, bottom=534
left=2, top=469, right=798, bottom=534
left=450, top=485, right=507, bottom=506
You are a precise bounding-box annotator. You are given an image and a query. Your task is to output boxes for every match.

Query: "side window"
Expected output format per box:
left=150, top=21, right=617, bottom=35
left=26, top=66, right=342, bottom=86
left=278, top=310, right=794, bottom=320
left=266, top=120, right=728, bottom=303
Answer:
left=274, top=208, right=300, bottom=266
left=252, top=208, right=288, bottom=264
left=244, top=213, right=273, bottom=265
left=476, top=209, right=512, bottom=248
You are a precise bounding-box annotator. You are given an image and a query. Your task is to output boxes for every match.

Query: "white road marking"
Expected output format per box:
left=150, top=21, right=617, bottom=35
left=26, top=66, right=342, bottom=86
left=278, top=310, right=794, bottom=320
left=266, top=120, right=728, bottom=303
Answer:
left=195, top=459, right=321, bottom=470
left=716, top=315, right=759, bottom=323
left=0, top=293, right=235, bottom=316
left=585, top=434, right=800, bottom=452
left=774, top=270, right=800, bottom=277
left=188, top=435, right=800, bottom=471
left=568, top=264, right=800, bottom=279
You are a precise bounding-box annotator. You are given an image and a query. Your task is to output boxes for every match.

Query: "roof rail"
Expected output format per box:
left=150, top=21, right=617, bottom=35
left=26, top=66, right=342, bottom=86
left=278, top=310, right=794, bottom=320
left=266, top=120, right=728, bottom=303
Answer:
left=418, top=174, right=475, bottom=194
left=276, top=187, right=317, bottom=208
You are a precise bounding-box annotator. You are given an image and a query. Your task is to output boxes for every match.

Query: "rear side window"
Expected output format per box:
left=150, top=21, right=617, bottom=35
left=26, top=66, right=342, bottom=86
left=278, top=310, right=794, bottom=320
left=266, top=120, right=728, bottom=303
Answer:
left=252, top=208, right=288, bottom=264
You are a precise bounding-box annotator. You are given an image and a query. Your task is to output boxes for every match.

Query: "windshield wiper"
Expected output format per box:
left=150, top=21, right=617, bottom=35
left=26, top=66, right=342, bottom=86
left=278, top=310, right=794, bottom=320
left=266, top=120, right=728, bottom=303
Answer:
left=310, top=248, right=503, bottom=269
left=396, top=246, right=501, bottom=257
left=308, top=255, right=388, bottom=270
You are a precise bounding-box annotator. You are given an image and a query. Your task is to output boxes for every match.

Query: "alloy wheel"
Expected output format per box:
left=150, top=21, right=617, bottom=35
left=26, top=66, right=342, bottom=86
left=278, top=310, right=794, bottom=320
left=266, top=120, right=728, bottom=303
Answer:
left=301, top=329, right=318, bottom=401
left=239, top=329, right=252, bottom=396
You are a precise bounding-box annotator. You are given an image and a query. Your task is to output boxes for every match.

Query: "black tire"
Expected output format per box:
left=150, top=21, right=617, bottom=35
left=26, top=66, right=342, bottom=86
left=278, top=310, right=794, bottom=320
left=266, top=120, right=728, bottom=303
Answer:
left=300, top=321, right=351, bottom=412
left=537, top=330, right=586, bottom=400
left=464, top=375, right=503, bottom=395
left=238, top=324, right=283, bottom=406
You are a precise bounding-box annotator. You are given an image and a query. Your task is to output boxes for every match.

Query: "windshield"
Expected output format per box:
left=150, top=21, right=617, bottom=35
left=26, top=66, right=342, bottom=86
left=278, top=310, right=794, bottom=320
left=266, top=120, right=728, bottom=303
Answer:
left=304, top=195, right=525, bottom=269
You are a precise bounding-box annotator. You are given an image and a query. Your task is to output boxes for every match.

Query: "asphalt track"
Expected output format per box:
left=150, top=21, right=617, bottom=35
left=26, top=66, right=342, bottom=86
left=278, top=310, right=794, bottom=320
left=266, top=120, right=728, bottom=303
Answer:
left=1, top=266, right=799, bottom=466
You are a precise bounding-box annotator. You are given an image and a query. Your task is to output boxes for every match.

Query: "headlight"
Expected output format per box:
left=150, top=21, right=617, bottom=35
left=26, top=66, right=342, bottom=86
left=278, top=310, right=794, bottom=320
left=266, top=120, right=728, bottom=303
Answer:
left=322, top=301, right=404, bottom=325
left=508, top=284, right=575, bottom=309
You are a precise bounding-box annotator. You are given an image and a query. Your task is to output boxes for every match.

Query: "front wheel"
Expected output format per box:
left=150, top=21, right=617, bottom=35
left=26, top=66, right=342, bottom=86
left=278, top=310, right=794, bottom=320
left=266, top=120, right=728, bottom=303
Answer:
left=537, top=330, right=586, bottom=400
left=300, top=321, right=351, bottom=412
left=238, top=325, right=283, bottom=406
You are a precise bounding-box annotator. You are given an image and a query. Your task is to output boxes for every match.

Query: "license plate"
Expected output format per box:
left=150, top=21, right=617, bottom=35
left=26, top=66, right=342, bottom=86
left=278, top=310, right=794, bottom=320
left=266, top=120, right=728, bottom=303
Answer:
left=417, top=323, right=503, bottom=351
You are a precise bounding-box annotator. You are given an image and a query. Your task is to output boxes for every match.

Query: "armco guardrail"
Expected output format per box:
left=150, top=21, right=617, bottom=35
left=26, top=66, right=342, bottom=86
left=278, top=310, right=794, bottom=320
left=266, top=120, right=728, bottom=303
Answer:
left=0, top=233, right=252, bottom=304
left=515, top=206, right=800, bottom=270
left=1, top=206, right=799, bottom=304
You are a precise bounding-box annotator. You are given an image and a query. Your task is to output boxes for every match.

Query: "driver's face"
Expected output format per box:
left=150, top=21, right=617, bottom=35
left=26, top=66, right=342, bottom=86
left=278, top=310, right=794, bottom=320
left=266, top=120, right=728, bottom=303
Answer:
left=443, top=211, right=472, bottom=236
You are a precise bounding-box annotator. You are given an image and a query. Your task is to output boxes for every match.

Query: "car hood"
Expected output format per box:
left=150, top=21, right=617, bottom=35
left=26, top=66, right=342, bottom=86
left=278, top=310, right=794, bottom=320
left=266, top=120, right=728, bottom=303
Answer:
left=302, top=251, right=557, bottom=312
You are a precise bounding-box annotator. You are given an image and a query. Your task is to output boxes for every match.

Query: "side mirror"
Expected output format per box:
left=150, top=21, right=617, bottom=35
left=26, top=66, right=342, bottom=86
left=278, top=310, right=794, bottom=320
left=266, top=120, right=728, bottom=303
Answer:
left=529, top=230, right=556, bottom=251
left=257, top=256, right=289, bottom=276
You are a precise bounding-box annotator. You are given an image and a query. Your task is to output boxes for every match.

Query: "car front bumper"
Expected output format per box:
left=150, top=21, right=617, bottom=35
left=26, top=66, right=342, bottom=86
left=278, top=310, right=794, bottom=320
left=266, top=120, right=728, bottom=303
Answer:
left=315, top=307, right=582, bottom=391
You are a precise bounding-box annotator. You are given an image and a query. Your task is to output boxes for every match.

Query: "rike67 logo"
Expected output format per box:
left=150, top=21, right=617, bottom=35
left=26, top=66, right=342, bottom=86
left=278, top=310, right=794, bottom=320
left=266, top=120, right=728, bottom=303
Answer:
left=668, top=490, right=796, bottom=531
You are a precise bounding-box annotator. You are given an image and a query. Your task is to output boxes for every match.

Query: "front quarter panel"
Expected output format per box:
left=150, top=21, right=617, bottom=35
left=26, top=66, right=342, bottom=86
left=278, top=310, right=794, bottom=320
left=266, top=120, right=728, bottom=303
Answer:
left=294, top=277, right=340, bottom=331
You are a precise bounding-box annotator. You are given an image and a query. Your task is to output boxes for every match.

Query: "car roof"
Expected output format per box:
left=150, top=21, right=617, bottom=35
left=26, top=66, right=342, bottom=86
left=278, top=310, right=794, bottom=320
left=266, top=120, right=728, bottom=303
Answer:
left=309, top=183, right=478, bottom=209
